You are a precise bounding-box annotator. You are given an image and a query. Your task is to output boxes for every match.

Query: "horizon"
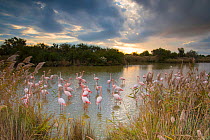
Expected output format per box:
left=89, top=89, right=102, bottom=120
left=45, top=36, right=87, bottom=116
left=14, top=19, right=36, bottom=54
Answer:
left=1, top=0, right=210, bottom=55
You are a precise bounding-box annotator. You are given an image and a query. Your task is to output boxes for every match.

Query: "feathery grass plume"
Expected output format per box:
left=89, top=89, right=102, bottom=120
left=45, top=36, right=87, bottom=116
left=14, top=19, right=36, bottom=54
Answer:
left=197, top=130, right=203, bottom=138
left=0, top=55, right=56, bottom=139
left=0, top=60, right=4, bottom=67
left=170, top=116, right=175, bottom=123
left=179, top=109, right=186, bottom=122
left=157, top=135, right=166, bottom=140
left=108, top=66, right=209, bottom=139
left=22, top=63, right=34, bottom=69
left=86, top=136, right=94, bottom=140
left=7, top=62, right=16, bottom=71
left=204, top=128, right=209, bottom=139
left=16, top=62, right=24, bottom=70
left=146, top=72, right=153, bottom=84
left=34, top=62, right=45, bottom=74
left=6, top=54, right=19, bottom=62
left=23, top=56, right=32, bottom=64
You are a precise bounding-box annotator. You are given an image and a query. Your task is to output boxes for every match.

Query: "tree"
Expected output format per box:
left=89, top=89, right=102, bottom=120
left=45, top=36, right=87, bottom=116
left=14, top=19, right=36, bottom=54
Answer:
left=0, top=37, right=26, bottom=55
left=131, top=52, right=139, bottom=56
left=151, top=48, right=171, bottom=61
left=178, top=48, right=185, bottom=57
left=186, top=50, right=198, bottom=58
left=140, top=50, right=150, bottom=56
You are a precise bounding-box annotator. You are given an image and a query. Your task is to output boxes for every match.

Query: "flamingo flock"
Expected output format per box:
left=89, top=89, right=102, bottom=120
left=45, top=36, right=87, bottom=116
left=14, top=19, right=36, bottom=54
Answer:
left=20, top=69, right=209, bottom=112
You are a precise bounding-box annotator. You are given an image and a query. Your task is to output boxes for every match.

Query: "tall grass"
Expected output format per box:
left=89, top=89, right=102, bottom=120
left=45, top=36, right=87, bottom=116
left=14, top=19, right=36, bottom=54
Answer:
left=0, top=55, right=95, bottom=140
left=107, top=66, right=209, bottom=140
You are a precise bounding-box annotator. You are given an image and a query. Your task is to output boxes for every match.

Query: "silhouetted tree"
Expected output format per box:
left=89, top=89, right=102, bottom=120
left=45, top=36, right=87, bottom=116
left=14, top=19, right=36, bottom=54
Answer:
left=178, top=48, right=185, bottom=57
left=151, top=48, right=171, bottom=62
left=186, top=50, right=198, bottom=58
left=140, top=50, right=150, bottom=56
left=0, top=37, right=26, bottom=55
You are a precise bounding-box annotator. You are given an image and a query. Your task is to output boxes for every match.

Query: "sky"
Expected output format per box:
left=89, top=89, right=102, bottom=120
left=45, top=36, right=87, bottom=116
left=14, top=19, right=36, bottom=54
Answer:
left=0, top=0, right=210, bottom=55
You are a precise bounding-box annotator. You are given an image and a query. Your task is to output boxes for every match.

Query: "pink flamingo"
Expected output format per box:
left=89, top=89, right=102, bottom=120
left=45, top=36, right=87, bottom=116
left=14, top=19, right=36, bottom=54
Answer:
left=21, top=94, right=30, bottom=106
left=112, top=79, right=123, bottom=92
left=82, top=87, right=92, bottom=97
left=64, top=78, right=72, bottom=87
left=58, top=98, right=66, bottom=106
left=94, top=74, right=99, bottom=85
left=113, top=92, right=122, bottom=104
left=96, top=86, right=102, bottom=105
left=64, top=78, right=74, bottom=91
left=63, top=86, right=72, bottom=100
left=95, top=85, right=101, bottom=93
left=66, top=86, right=74, bottom=92
left=82, top=96, right=91, bottom=104
left=119, top=77, right=125, bottom=84
left=107, top=73, right=112, bottom=85
left=41, top=89, right=49, bottom=95
left=58, top=94, right=66, bottom=110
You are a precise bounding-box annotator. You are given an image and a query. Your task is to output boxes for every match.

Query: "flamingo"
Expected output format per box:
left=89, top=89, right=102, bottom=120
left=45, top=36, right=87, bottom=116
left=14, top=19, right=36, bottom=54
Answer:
left=82, top=96, right=91, bottom=104
left=57, top=76, right=63, bottom=90
left=119, top=77, right=125, bottom=85
left=64, top=78, right=74, bottom=91
left=82, top=87, right=92, bottom=97
left=107, top=73, right=112, bottom=85
left=113, top=93, right=122, bottom=101
left=95, top=85, right=101, bottom=93
left=96, top=86, right=102, bottom=105
left=64, top=78, right=72, bottom=87
left=94, top=74, right=99, bottom=85
left=64, top=90, right=72, bottom=100
left=58, top=94, right=66, bottom=111
left=66, top=86, right=74, bottom=92
left=43, top=71, right=50, bottom=85
left=63, top=86, right=72, bottom=100
left=112, top=79, right=123, bottom=92
left=111, top=79, right=123, bottom=93
left=41, top=89, right=49, bottom=95
left=113, top=91, right=122, bottom=104
left=21, top=94, right=30, bottom=106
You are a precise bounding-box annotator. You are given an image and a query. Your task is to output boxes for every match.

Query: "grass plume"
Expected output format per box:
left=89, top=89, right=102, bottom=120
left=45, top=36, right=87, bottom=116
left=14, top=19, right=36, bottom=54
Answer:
left=107, top=67, right=210, bottom=140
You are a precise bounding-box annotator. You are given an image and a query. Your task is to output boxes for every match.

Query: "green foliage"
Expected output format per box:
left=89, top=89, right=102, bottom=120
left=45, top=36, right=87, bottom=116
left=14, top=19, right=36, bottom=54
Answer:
left=140, top=50, right=151, bottom=56
left=186, top=50, right=198, bottom=58
left=178, top=48, right=185, bottom=57
left=151, top=48, right=172, bottom=62
left=0, top=37, right=125, bottom=66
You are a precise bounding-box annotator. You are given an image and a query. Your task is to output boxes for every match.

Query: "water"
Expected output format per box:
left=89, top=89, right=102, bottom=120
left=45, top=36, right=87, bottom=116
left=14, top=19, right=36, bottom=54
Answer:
left=35, top=63, right=210, bottom=139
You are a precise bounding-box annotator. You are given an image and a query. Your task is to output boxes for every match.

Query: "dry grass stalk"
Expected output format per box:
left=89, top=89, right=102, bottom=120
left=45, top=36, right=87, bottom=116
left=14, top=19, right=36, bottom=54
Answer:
left=22, top=56, right=32, bottom=63
left=34, top=62, right=45, bottom=74
left=6, top=54, right=19, bottom=62
left=157, top=135, right=166, bottom=140
left=179, top=109, right=186, bottom=122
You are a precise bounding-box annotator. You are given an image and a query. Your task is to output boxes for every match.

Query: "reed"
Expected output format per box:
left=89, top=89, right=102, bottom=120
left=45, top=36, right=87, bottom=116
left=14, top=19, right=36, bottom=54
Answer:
left=107, top=67, right=209, bottom=140
left=0, top=55, right=95, bottom=140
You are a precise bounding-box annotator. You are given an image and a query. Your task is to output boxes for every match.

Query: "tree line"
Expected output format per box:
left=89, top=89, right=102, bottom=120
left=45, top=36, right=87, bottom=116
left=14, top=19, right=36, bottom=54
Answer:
left=127, top=47, right=210, bottom=64
left=0, top=37, right=124, bottom=66
left=0, top=37, right=209, bottom=66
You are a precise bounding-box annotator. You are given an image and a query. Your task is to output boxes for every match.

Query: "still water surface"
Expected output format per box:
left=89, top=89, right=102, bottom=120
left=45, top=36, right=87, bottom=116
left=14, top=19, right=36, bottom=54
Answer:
left=37, top=63, right=210, bottom=139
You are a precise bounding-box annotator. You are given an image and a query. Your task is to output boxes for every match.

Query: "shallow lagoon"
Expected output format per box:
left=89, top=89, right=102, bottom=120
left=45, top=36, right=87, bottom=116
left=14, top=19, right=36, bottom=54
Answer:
left=36, top=63, right=210, bottom=139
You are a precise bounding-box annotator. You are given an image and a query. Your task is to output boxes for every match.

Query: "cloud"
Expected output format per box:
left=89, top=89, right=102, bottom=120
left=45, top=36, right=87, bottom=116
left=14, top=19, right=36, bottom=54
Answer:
left=78, top=30, right=120, bottom=41
left=0, top=0, right=125, bottom=40
left=122, top=0, right=210, bottom=43
left=184, top=37, right=210, bottom=51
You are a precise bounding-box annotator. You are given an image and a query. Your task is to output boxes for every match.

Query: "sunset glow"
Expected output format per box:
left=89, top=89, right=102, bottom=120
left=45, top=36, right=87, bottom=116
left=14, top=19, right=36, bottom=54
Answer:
left=0, top=0, right=210, bottom=54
